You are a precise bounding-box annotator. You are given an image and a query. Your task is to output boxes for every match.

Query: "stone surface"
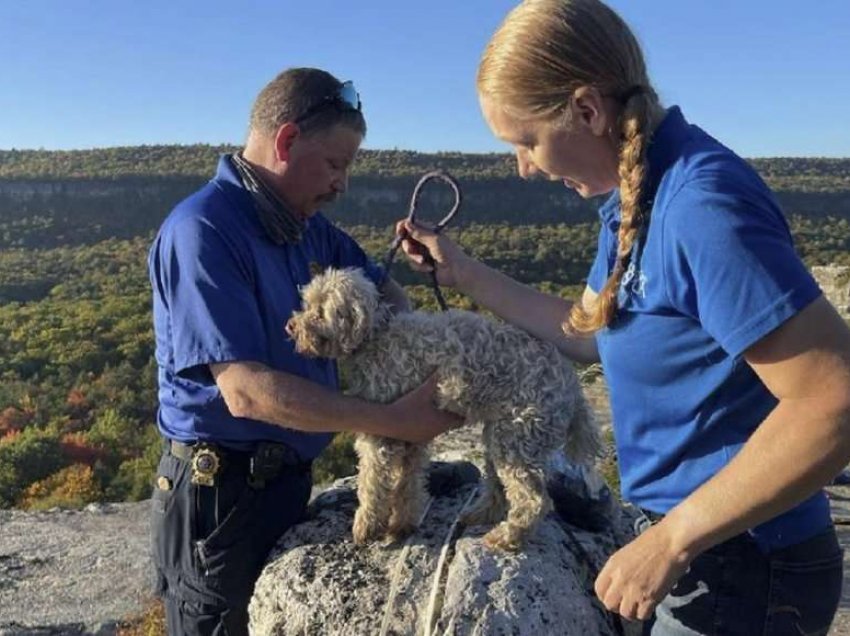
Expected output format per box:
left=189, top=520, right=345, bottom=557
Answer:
left=0, top=502, right=152, bottom=635
left=3, top=377, right=850, bottom=634
left=249, top=415, right=642, bottom=636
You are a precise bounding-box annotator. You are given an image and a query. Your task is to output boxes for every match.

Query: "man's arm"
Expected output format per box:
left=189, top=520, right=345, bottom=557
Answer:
left=210, top=360, right=459, bottom=443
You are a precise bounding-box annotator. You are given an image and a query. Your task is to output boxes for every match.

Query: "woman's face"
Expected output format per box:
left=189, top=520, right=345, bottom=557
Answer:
left=480, top=93, right=620, bottom=199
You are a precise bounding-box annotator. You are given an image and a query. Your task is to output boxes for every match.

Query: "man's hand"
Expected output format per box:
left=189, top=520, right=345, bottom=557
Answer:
left=594, top=519, right=692, bottom=621
left=386, top=373, right=463, bottom=443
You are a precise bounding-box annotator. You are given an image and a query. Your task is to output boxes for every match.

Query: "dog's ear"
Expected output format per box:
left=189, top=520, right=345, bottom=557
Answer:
left=334, top=268, right=381, bottom=354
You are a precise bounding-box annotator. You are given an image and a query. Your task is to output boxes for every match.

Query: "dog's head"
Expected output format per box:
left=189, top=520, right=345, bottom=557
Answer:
left=286, top=267, right=386, bottom=358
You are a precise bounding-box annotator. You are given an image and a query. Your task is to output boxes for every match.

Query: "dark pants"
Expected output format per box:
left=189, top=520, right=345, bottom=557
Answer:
left=636, top=514, right=844, bottom=635
left=150, top=446, right=312, bottom=636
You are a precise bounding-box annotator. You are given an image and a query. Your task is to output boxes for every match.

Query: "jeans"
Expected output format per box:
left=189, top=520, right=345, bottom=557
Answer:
left=150, top=447, right=312, bottom=636
left=635, top=514, right=844, bottom=636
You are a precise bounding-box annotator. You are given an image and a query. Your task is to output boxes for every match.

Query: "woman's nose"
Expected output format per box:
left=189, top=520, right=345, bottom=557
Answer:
left=516, top=153, right=537, bottom=180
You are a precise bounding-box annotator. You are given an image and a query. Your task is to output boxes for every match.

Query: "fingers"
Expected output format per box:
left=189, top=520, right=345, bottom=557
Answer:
left=595, top=565, right=658, bottom=622
left=397, top=220, right=437, bottom=270
left=402, top=238, right=433, bottom=271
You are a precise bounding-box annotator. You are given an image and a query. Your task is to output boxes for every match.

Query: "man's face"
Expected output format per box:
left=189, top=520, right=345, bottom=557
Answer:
left=279, top=124, right=362, bottom=218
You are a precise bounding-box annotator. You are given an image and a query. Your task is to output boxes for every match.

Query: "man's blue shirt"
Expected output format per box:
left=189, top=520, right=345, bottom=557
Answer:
left=588, top=107, right=830, bottom=551
left=148, top=155, right=383, bottom=460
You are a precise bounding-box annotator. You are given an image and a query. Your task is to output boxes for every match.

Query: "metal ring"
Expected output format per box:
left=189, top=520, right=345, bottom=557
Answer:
left=406, top=170, right=462, bottom=234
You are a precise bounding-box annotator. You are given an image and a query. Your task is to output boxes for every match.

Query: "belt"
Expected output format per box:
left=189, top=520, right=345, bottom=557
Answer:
left=638, top=507, right=666, bottom=524
left=167, top=439, right=309, bottom=488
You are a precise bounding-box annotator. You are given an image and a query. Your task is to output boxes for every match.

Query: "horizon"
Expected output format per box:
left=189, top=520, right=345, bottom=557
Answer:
left=3, top=144, right=850, bottom=162
left=2, top=1, right=849, bottom=157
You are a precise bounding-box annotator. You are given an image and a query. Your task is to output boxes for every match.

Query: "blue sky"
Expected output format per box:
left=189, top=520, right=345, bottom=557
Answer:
left=1, top=0, right=848, bottom=156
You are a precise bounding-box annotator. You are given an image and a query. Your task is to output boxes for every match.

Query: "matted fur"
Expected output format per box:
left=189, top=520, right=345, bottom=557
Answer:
left=287, top=267, right=601, bottom=551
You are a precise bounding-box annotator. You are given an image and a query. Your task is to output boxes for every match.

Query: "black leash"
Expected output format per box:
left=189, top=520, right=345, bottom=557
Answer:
left=380, top=170, right=462, bottom=311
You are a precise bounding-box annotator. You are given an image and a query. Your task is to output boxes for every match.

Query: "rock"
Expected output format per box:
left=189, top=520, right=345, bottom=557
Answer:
left=0, top=502, right=152, bottom=635
left=812, top=265, right=850, bottom=317
left=249, top=465, right=641, bottom=635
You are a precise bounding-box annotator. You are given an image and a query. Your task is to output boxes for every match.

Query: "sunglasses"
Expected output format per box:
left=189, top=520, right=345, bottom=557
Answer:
left=295, top=80, right=362, bottom=124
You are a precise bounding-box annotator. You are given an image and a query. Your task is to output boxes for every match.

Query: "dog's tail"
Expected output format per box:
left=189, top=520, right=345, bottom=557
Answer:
left=563, top=393, right=603, bottom=466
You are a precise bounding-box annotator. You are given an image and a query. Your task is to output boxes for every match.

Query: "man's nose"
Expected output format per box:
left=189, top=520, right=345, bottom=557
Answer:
left=334, top=174, right=348, bottom=194
left=284, top=317, right=296, bottom=337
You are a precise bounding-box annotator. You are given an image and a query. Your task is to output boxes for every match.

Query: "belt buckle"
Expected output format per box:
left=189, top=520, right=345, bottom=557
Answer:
left=191, top=443, right=222, bottom=487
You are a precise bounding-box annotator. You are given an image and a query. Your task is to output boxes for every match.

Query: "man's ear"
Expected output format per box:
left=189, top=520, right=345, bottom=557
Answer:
left=571, top=86, right=608, bottom=137
left=273, top=122, right=300, bottom=162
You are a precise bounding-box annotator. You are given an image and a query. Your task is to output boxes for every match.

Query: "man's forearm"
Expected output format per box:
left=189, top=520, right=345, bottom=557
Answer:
left=213, top=361, right=398, bottom=436
left=457, top=258, right=599, bottom=363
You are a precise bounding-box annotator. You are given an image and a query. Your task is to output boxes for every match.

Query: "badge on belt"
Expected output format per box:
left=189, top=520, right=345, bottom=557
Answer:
left=191, top=443, right=222, bottom=486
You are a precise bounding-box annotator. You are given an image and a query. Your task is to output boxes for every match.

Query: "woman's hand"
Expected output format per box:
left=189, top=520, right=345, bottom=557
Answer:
left=395, top=220, right=473, bottom=289
left=386, top=373, right=464, bottom=443
left=594, top=519, right=693, bottom=621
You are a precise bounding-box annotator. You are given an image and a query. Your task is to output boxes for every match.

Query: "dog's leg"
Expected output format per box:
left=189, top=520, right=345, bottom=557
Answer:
left=387, top=444, right=429, bottom=541
left=460, top=455, right=506, bottom=526
left=483, top=463, right=552, bottom=552
left=353, top=435, right=396, bottom=544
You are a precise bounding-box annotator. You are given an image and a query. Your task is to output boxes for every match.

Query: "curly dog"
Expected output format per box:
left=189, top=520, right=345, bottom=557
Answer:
left=286, top=267, right=600, bottom=551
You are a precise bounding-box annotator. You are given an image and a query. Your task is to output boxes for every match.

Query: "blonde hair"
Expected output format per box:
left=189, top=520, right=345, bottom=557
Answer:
left=478, top=0, right=659, bottom=333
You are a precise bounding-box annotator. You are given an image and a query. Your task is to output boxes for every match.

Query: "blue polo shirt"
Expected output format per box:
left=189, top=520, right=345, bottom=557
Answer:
left=588, top=107, right=830, bottom=551
left=148, top=154, right=383, bottom=460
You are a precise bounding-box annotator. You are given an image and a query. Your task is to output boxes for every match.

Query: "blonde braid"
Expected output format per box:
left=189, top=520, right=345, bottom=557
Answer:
left=566, top=90, right=655, bottom=334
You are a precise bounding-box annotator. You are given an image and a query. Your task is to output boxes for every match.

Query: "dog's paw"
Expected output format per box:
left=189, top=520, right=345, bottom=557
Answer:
left=352, top=509, right=384, bottom=545
left=386, top=521, right=417, bottom=543
left=482, top=523, right=524, bottom=552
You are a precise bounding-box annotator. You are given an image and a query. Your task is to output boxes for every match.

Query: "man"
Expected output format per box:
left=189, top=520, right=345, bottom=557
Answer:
left=148, top=67, right=459, bottom=635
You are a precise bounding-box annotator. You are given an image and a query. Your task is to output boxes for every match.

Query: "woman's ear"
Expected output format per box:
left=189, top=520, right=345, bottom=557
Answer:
left=571, top=86, right=609, bottom=137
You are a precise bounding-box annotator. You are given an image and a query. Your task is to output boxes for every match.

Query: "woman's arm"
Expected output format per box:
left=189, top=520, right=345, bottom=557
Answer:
left=399, top=220, right=599, bottom=363
left=595, top=295, right=850, bottom=620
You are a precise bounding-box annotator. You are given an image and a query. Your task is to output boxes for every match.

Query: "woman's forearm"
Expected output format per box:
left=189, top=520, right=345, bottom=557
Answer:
left=457, top=257, right=599, bottom=363
left=664, top=394, right=850, bottom=560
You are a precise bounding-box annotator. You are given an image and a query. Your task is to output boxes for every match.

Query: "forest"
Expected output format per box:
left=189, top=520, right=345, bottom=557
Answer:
left=1, top=146, right=849, bottom=510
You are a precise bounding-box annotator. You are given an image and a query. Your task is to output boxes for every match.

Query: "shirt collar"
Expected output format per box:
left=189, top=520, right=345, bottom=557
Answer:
left=213, top=154, right=314, bottom=238
left=598, top=106, right=691, bottom=227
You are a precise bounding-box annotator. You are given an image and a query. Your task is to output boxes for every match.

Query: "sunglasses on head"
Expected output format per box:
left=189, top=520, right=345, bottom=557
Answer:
left=294, top=80, right=362, bottom=124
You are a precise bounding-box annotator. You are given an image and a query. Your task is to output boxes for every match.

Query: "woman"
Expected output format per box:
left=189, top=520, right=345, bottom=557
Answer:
left=399, top=1, right=850, bottom=633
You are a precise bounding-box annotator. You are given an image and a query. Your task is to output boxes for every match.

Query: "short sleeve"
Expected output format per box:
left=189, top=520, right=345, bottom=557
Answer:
left=153, top=216, right=268, bottom=375
left=662, top=183, right=820, bottom=357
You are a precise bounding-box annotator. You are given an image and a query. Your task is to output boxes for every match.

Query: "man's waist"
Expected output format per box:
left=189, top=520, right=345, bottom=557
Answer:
left=166, top=438, right=311, bottom=488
